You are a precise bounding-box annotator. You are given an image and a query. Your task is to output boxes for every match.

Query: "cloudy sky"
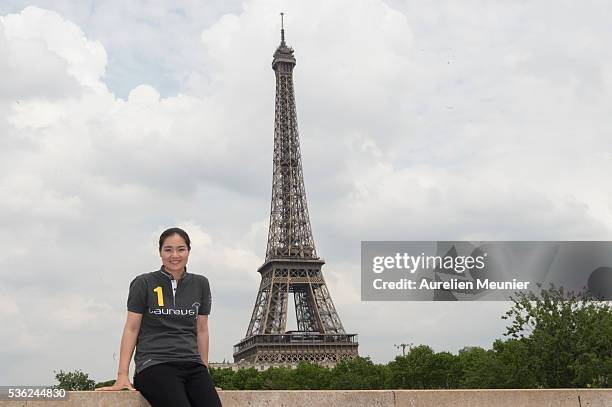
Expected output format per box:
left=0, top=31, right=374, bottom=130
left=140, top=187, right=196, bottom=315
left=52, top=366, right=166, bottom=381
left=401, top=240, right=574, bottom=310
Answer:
left=1, top=0, right=611, bottom=385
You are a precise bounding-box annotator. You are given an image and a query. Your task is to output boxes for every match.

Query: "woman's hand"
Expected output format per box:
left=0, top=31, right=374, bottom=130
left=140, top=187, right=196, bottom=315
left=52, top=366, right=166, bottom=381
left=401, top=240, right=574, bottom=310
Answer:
left=95, top=373, right=136, bottom=391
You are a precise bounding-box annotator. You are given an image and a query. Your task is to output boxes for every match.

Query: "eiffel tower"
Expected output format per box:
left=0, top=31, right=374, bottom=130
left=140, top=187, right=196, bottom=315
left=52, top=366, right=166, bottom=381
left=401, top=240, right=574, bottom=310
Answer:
left=233, top=15, right=358, bottom=366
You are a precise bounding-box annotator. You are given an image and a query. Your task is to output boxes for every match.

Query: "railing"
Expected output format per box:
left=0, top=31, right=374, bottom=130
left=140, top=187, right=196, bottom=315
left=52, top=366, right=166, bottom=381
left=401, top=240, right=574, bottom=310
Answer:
left=233, top=333, right=358, bottom=354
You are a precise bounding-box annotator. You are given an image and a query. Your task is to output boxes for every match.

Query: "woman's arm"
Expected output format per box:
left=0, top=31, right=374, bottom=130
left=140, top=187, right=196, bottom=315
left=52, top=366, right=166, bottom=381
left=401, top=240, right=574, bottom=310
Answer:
left=96, top=311, right=142, bottom=391
left=197, top=315, right=209, bottom=367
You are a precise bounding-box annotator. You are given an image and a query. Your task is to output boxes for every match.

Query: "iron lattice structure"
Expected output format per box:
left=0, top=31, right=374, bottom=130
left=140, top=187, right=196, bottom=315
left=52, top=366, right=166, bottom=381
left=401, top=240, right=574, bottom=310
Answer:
left=233, top=20, right=358, bottom=365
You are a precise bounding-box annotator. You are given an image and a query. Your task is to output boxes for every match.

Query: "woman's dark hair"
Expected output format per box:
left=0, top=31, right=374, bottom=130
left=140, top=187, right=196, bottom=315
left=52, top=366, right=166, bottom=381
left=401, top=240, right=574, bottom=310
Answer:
left=159, top=227, right=191, bottom=251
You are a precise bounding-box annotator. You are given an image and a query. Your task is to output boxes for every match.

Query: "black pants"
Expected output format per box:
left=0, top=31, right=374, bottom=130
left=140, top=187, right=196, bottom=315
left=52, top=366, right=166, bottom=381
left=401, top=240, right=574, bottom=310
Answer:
left=134, top=361, right=222, bottom=407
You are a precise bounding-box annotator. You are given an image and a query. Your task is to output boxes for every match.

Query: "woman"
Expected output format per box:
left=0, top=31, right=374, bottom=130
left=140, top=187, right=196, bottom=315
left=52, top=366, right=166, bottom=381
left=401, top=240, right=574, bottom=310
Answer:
left=97, top=227, right=222, bottom=407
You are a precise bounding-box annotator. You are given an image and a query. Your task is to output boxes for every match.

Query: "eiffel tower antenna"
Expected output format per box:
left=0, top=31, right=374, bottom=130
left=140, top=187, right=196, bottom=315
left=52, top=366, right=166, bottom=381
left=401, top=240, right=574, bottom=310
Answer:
left=233, top=18, right=358, bottom=366
left=280, top=12, right=285, bottom=45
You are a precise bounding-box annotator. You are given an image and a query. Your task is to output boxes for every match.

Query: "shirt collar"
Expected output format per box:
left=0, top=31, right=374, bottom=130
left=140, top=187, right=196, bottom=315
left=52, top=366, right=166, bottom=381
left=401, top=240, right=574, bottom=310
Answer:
left=158, top=266, right=188, bottom=280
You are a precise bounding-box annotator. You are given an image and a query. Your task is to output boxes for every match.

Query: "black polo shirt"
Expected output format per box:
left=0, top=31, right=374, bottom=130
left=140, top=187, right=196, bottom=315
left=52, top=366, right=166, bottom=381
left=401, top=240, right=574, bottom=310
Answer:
left=127, top=267, right=212, bottom=375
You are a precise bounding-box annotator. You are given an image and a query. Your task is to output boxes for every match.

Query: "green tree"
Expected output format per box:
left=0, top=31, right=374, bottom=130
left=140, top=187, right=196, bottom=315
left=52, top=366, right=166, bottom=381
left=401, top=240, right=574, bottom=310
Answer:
left=330, top=356, right=387, bottom=389
left=457, top=347, right=501, bottom=388
left=230, top=367, right=262, bottom=390
left=94, top=379, right=115, bottom=389
left=291, top=362, right=332, bottom=389
left=429, top=351, right=461, bottom=389
left=387, top=345, right=453, bottom=389
left=491, top=338, right=536, bottom=388
left=503, top=285, right=612, bottom=388
left=260, top=367, right=294, bottom=390
left=571, top=297, right=612, bottom=387
left=209, top=367, right=236, bottom=390
left=54, top=369, right=96, bottom=391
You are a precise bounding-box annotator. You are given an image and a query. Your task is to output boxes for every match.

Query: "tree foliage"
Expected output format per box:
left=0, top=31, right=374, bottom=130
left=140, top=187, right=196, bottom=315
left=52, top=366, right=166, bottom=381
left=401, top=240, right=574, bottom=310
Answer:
left=387, top=345, right=454, bottom=389
left=54, top=369, right=96, bottom=391
left=502, top=285, right=612, bottom=387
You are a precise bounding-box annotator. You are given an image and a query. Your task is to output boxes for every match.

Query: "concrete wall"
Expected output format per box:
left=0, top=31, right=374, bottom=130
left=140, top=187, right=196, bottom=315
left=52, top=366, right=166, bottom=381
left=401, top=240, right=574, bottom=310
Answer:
left=0, top=389, right=610, bottom=407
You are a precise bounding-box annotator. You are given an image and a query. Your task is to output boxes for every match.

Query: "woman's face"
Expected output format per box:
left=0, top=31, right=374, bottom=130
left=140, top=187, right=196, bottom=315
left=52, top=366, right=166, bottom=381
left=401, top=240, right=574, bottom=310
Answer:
left=160, top=233, right=190, bottom=274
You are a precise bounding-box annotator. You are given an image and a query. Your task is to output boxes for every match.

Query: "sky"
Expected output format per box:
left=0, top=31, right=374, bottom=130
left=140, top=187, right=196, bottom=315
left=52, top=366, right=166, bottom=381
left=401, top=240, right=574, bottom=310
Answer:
left=1, top=0, right=611, bottom=385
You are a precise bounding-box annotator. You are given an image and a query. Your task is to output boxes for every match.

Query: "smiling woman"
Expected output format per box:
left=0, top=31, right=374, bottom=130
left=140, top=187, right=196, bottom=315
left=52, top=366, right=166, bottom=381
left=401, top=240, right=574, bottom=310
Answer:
left=96, top=227, right=222, bottom=407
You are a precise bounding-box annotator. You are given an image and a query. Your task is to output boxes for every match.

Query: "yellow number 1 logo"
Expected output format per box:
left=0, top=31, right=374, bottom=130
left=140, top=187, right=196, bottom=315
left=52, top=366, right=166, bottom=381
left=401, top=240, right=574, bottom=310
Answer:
left=153, top=286, right=164, bottom=307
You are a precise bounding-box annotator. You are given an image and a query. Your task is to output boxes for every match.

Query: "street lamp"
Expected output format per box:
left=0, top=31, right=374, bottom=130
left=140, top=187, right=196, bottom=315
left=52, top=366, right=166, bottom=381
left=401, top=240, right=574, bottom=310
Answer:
left=394, top=342, right=413, bottom=356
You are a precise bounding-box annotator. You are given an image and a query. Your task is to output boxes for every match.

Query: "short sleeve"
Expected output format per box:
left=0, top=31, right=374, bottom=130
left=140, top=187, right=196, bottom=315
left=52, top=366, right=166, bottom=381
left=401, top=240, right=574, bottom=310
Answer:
left=199, top=277, right=212, bottom=315
left=127, top=276, right=147, bottom=314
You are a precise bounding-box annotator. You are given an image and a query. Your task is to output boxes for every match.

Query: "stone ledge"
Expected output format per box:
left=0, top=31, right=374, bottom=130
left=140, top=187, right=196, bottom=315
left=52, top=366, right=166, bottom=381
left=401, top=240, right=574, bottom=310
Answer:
left=0, top=389, right=610, bottom=406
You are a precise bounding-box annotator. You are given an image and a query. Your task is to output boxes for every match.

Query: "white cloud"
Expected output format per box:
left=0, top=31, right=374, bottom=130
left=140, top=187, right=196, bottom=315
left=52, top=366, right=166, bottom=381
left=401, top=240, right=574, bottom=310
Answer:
left=1, top=6, right=107, bottom=92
